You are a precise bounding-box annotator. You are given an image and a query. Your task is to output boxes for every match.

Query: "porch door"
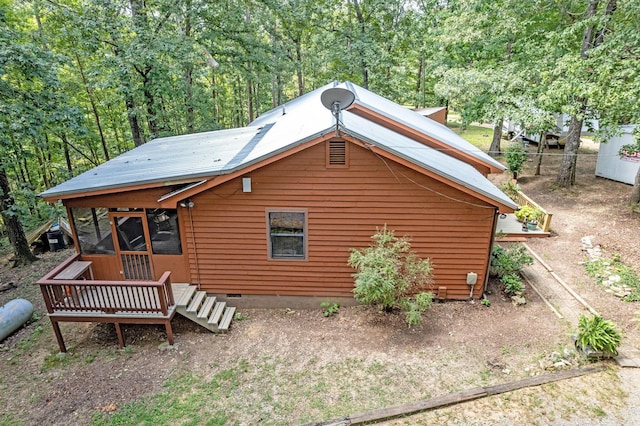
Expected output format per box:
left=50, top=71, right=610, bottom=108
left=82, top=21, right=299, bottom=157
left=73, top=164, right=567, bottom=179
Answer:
left=110, top=212, right=155, bottom=280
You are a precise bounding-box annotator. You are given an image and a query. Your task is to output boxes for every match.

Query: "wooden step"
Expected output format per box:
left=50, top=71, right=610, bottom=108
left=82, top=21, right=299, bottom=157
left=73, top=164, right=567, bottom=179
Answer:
left=197, top=296, right=216, bottom=319
left=175, top=285, right=196, bottom=307
left=218, top=306, right=236, bottom=331
left=208, top=301, right=227, bottom=325
left=186, top=291, right=206, bottom=313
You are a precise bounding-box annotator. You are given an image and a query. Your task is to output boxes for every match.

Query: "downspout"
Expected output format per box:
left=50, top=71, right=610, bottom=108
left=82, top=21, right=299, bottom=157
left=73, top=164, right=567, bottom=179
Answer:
left=181, top=199, right=201, bottom=290
left=483, top=208, right=500, bottom=295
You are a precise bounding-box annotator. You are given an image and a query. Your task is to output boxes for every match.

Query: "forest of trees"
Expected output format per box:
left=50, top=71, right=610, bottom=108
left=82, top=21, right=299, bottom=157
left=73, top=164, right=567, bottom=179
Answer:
left=1, top=0, right=639, bottom=264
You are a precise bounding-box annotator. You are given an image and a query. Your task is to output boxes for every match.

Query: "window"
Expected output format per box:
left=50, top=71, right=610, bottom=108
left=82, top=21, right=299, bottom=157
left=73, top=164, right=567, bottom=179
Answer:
left=146, top=209, right=182, bottom=255
left=71, top=207, right=115, bottom=254
left=267, top=210, right=306, bottom=259
left=326, top=140, right=348, bottom=167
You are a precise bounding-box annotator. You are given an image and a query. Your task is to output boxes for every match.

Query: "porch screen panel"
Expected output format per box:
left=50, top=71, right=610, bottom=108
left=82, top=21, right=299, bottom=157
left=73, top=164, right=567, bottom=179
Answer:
left=146, top=209, right=182, bottom=255
left=71, top=208, right=115, bottom=254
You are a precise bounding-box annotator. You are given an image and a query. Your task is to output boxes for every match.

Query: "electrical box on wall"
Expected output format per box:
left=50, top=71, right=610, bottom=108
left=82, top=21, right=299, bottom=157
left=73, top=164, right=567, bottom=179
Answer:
left=466, top=272, right=478, bottom=285
left=242, top=177, right=252, bottom=193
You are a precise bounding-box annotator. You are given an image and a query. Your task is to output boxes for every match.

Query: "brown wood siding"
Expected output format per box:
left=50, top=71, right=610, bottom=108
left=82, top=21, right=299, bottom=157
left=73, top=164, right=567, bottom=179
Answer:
left=183, top=141, right=496, bottom=299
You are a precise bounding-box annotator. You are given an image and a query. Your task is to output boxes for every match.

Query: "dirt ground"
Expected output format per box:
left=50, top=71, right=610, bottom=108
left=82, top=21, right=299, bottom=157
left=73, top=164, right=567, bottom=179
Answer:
left=1, top=143, right=639, bottom=425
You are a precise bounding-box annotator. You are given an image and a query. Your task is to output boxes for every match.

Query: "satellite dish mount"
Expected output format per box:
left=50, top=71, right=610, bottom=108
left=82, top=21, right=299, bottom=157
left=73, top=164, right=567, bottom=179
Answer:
left=321, top=87, right=355, bottom=136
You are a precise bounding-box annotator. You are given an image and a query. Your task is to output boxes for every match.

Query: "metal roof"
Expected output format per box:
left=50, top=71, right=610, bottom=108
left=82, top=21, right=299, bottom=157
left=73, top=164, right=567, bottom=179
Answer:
left=341, top=81, right=506, bottom=172
left=40, top=81, right=517, bottom=210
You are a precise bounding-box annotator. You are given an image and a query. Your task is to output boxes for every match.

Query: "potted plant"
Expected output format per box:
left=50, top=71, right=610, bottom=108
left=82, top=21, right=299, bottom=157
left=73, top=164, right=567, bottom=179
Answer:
left=526, top=219, right=538, bottom=230
left=574, top=314, right=622, bottom=359
left=514, top=205, right=543, bottom=223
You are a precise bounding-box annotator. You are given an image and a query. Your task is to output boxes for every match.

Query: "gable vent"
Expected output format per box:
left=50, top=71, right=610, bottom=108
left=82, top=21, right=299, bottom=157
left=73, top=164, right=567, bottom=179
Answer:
left=328, top=140, right=347, bottom=166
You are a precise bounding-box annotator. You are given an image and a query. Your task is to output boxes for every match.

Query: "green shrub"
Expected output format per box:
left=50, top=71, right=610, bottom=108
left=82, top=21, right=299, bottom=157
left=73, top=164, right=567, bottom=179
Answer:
left=504, top=143, right=528, bottom=179
left=500, top=180, right=521, bottom=202
left=403, top=292, right=433, bottom=327
left=490, top=244, right=534, bottom=278
left=320, top=302, right=340, bottom=317
left=348, top=225, right=434, bottom=326
left=501, top=273, right=523, bottom=295
left=576, top=314, right=622, bottom=355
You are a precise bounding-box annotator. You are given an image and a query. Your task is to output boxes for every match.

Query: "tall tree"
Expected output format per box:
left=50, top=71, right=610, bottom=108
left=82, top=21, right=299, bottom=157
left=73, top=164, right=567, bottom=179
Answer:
left=555, top=0, right=617, bottom=187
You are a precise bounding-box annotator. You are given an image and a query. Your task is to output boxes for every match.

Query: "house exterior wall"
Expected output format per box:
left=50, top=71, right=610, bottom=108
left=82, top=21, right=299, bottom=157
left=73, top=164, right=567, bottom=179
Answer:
left=184, top=140, right=496, bottom=300
left=426, top=108, right=447, bottom=125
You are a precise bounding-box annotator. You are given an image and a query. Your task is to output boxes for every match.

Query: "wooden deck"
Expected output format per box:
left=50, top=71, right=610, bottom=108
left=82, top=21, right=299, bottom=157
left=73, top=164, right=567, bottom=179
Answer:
left=496, top=213, right=550, bottom=239
left=37, top=253, right=176, bottom=352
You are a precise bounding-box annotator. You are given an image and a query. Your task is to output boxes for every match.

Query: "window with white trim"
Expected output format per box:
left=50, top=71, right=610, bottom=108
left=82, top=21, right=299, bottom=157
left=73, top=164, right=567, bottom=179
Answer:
left=267, top=210, right=306, bottom=259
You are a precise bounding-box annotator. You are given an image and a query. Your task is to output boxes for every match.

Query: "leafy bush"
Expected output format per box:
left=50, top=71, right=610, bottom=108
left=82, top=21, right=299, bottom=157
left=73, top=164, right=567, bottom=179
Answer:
left=514, top=205, right=543, bottom=223
left=504, top=143, right=528, bottom=179
left=348, top=225, right=434, bottom=326
left=501, top=273, right=523, bottom=295
left=500, top=180, right=521, bottom=202
left=576, top=314, right=622, bottom=355
left=404, top=292, right=433, bottom=326
left=490, top=244, right=534, bottom=278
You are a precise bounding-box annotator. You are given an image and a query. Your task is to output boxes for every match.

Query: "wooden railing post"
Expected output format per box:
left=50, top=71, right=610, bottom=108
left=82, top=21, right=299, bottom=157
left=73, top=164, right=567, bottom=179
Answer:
left=514, top=190, right=553, bottom=232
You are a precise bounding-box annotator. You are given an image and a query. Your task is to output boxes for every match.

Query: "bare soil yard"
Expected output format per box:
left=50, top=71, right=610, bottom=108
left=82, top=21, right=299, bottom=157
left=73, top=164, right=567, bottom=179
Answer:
left=0, top=144, right=639, bottom=425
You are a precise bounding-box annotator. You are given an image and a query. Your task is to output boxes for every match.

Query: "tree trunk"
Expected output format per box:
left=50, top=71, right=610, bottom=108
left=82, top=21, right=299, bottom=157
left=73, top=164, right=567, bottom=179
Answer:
left=556, top=114, right=583, bottom=187
left=75, top=53, right=109, bottom=161
left=61, top=133, right=73, bottom=174
left=183, top=0, right=195, bottom=133
left=0, top=168, right=37, bottom=266
left=351, top=0, right=369, bottom=89
left=489, top=119, right=503, bottom=157
left=535, top=133, right=545, bottom=176
left=125, top=94, right=145, bottom=147
left=142, top=70, right=160, bottom=139
left=247, top=73, right=254, bottom=123
left=556, top=0, right=601, bottom=187
left=295, top=40, right=304, bottom=96
left=415, top=55, right=425, bottom=108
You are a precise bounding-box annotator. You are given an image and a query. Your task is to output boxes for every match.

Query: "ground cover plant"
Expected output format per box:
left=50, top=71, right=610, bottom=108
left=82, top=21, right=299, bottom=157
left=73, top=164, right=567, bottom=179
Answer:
left=584, top=256, right=640, bottom=302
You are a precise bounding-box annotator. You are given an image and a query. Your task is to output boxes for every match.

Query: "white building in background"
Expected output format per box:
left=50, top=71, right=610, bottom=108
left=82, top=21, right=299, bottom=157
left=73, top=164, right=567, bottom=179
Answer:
left=596, top=125, right=639, bottom=185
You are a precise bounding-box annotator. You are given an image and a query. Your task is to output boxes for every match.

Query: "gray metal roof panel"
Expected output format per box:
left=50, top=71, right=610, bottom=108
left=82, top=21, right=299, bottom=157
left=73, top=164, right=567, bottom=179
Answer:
left=40, top=127, right=263, bottom=198
left=340, top=82, right=506, bottom=171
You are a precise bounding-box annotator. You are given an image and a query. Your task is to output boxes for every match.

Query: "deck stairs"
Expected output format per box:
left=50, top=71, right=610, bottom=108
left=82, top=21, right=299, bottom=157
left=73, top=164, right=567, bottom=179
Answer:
left=172, top=284, right=236, bottom=333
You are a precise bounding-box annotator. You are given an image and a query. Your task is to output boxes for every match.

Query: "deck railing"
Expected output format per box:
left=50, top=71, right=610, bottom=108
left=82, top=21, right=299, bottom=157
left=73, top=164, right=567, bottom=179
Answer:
left=38, top=272, right=174, bottom=316
left=37, top=254, right=174, bottom=316
left=36, top=253, right=175, bottom=351
left=513, top=191, right=553, bottom=232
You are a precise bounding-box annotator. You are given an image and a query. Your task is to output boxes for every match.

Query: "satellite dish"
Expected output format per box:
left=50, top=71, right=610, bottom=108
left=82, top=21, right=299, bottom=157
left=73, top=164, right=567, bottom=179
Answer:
left=321, top=87, right=355, bottom=112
